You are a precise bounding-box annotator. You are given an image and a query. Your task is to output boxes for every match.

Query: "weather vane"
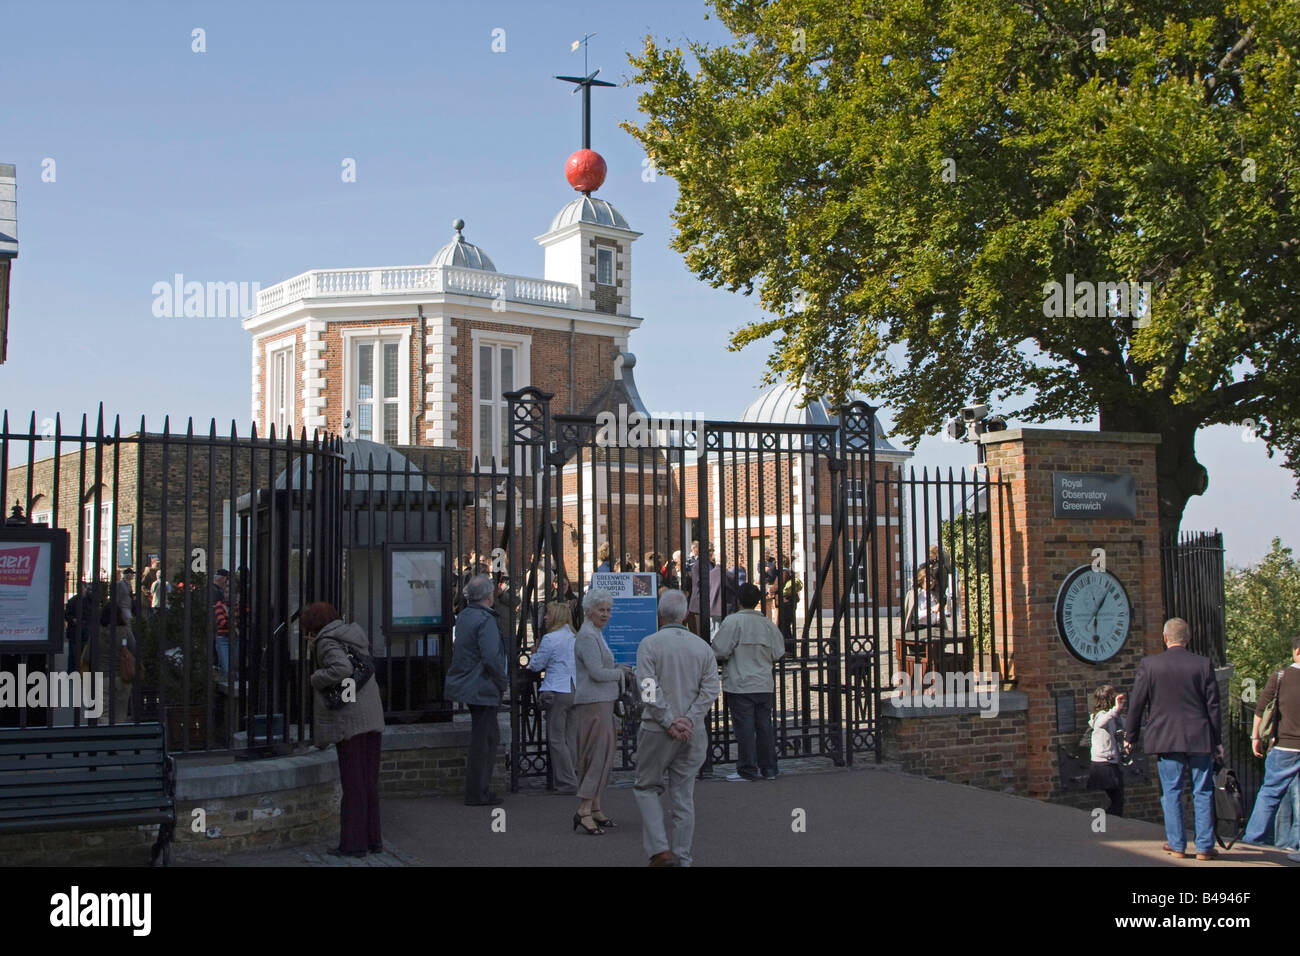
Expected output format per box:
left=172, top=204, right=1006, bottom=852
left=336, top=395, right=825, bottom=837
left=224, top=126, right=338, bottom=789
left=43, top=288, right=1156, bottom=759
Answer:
left=570, top=31, right=596, bottom=75
left=556, top=33, right=615, bottom=152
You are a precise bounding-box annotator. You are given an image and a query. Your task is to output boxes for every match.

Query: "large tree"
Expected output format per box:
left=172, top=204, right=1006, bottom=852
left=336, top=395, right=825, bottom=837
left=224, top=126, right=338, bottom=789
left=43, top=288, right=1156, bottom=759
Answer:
left=1225, top=537, right=1300, bottom=707
left=624, top=0, right=1300, bottom=534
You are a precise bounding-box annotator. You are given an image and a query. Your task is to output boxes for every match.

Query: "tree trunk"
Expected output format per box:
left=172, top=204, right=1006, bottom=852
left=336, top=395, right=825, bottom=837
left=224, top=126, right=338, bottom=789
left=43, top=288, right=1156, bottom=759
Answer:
left=1098, top=403, right=1207, bottom=539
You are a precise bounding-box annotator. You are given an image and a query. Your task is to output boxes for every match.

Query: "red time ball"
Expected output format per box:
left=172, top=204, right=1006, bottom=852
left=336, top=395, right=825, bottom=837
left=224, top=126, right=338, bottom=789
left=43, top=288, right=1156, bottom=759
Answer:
left=565, top=149, right=607, bottom=193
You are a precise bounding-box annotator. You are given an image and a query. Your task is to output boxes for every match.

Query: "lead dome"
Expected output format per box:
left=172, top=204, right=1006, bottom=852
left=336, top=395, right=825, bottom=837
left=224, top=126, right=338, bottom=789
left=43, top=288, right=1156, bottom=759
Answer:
left=431, top=219, right=496, bottom=271
left=548, top=196, right=631, bottom=232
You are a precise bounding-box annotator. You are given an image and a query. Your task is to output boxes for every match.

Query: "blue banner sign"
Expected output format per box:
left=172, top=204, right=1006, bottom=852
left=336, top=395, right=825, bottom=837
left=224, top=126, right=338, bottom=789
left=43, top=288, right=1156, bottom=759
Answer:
left=590, top=572, right=658, bottom=665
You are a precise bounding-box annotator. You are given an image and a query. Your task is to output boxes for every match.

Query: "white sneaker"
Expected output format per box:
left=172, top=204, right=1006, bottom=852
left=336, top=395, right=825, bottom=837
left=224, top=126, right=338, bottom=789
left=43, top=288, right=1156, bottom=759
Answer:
left=1288, top=852, right=1300, bottom=863
left=725, top=773, right=753, bottom=782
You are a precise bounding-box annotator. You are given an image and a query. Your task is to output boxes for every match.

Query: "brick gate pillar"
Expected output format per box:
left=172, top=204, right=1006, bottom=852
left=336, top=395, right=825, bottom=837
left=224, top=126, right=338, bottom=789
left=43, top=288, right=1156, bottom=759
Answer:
left=982, top=429, right=1165, bottom=817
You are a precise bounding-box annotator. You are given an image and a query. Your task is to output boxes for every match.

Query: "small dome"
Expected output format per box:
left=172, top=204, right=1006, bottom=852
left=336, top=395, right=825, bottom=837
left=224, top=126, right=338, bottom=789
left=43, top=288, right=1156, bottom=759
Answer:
left=740, top=381, right=904, bottom=453
left=431, top=219, right=496, bottom=271
left=549, top=196, right=631, bottom=232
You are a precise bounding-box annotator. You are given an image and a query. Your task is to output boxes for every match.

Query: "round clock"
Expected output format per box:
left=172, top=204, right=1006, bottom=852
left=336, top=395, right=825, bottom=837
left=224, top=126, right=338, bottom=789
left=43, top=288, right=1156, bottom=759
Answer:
left=1054, top=565, right=1133, bottom=664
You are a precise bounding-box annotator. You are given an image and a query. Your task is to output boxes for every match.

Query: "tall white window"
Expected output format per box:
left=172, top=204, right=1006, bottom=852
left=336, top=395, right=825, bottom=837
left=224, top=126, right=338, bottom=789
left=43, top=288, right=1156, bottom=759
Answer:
left=82, top=500, right=112, bottom=582
left=348, top=336, right=407, bottom=445
left=597, top=247, right=614, bottom=286
left=477, top=342, right=516, bottom=466
left=470, top=330, right=529, bottom=469
left=269, top=345, right=294, bottom=437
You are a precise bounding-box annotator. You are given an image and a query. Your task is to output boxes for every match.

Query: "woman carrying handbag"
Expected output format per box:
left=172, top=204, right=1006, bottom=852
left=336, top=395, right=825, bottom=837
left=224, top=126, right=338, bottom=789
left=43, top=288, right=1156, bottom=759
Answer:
left=303, top=601, right=385, bottom=858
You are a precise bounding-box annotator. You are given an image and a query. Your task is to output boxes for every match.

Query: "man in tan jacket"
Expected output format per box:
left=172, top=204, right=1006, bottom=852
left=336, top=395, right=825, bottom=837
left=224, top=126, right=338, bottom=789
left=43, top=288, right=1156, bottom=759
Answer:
left=634, top=589, right=720, bottom=867
left=713, top=583, right=786, bottom=781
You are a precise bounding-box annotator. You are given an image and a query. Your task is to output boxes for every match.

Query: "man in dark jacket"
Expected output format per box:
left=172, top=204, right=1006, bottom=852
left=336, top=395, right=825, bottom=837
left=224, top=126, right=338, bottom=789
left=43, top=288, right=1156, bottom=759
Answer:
left=1125, top=617, right=1223, bottom=860
left=445, top=574, right=508, bottom=806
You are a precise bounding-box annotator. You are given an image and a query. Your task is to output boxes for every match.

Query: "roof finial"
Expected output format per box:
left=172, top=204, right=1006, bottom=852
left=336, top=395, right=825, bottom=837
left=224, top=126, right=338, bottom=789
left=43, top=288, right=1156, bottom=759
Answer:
left=557, top=40, right=615, bottom=194
left=453, top=218, right=465, bottom=238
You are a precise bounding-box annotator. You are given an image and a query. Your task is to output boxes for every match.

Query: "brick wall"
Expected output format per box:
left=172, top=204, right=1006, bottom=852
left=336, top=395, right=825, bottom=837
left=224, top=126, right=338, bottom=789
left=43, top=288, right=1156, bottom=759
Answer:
left=453, top=318, right=617, bottom=441
left=881, top=704, right=1029, bottom=794
left=981, top=428, right=1167, bottom=823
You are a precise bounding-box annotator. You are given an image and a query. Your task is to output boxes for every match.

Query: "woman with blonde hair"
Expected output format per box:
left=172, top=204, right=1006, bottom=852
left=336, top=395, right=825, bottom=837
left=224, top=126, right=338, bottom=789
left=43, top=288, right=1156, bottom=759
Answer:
left=572, top=588, right=633, bottom=834
left=528, top=601, right=581, bottom=794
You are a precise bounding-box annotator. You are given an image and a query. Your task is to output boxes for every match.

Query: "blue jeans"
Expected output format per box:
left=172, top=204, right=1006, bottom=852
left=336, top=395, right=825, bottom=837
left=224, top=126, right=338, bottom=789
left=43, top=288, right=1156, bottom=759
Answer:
left=1157, top=753, right=1215, bottom=853
left=1275, top=776, right=1300, bottom=849
left=215, top=635, right=239, bottom=678
left=1243, top=748, right=1300, bottom=846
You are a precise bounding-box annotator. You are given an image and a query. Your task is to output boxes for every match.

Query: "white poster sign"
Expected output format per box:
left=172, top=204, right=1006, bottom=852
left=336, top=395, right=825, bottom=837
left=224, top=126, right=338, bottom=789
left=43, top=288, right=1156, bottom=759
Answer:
left=0, top=541, right=54, bottom=644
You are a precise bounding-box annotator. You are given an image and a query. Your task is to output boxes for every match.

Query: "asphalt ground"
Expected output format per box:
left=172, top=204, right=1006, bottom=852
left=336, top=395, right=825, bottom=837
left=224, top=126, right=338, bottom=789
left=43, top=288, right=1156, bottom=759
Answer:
left=190, top=762, right=1294, bottom=868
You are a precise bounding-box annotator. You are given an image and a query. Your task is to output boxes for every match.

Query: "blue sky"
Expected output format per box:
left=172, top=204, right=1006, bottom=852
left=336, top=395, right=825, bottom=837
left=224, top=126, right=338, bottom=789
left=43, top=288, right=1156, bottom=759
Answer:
left=0, top=0, right=1295, bottom=567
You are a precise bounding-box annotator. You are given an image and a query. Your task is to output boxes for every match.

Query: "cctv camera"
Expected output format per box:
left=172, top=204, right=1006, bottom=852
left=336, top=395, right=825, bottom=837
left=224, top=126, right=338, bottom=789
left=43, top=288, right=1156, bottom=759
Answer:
left=960, top=404, right=990, bottom=423
left=983, top=415, right=1008, bottom=433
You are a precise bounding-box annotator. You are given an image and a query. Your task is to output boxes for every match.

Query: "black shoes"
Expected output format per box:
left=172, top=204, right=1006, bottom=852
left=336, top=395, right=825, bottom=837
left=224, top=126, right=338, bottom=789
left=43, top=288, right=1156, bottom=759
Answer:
left=465, top=792, right=503, bottom=806
left=368, top=844, right=384, bottom=854
left=326, top=847, right=367, bottom=858
left=573, top=813, right=604, bottom=835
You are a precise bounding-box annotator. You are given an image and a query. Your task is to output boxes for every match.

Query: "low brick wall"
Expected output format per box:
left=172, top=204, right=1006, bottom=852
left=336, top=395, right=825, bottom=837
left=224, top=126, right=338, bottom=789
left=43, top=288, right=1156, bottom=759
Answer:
left=880, top=692, right=1030, bottom=795
left=0, top=714, right=510, bottom=866
left=881, top=690, right=1171, bottom=826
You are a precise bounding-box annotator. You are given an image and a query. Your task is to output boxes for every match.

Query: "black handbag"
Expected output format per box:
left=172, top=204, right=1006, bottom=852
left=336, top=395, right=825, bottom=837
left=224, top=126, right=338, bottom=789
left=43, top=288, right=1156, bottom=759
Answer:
left=614, top=671, right=641, bottom=721
left=320, top=638, right=375, bottom=711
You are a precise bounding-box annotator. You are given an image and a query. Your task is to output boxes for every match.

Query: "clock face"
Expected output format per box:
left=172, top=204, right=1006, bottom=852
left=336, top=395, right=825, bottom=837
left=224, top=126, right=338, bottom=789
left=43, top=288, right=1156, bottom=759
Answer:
left=1055, top=565, right=1132, bottom=664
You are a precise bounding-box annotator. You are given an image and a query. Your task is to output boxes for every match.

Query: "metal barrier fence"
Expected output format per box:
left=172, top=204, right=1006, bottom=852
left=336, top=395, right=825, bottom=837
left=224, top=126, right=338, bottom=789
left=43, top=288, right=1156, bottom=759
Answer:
left=1161, top=530, right=1226, bottom=665
left=0, top=409, right=344, bottom=754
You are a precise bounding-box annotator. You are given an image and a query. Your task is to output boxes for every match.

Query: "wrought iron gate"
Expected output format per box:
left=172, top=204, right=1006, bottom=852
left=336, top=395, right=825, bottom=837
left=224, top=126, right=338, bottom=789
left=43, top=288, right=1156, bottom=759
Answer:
left=503, top=389, right=887, bottom=788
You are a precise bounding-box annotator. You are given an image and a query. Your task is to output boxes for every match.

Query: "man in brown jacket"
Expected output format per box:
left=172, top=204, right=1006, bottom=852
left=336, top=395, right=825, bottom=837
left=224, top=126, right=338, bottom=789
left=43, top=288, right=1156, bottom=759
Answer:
left=1243, top=634, right=1300, bottom=849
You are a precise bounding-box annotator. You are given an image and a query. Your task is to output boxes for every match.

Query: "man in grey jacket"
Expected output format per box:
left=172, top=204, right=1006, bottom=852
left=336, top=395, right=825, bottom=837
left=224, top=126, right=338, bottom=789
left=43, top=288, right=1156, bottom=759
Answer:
left=634, top=589, right=720, bottom=866
left=445, top=575, right=508, bottom=806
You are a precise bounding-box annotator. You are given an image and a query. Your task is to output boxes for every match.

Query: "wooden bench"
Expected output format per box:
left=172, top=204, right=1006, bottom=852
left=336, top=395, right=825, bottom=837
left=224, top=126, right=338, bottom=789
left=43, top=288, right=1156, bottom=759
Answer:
left=0, top=723, right=176, bottom=865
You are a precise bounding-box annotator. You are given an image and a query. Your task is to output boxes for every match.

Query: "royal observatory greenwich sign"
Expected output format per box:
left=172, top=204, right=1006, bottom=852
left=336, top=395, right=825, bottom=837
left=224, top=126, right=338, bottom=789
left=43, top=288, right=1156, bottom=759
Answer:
left=1052, top=472, right=1137, bottom=519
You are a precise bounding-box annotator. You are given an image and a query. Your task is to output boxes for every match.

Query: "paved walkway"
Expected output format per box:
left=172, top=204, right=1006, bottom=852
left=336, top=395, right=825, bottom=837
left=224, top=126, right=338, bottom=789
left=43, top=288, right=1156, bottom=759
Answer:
left=186, top=762, right=1294, bottom=867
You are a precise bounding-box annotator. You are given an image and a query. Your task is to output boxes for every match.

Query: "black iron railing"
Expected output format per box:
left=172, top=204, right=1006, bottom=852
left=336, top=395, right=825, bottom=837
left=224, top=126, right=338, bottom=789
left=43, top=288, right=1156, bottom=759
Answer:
left=1161, top=530, right=1227, bottom=666
left=0, top=408, right=344, bottom=754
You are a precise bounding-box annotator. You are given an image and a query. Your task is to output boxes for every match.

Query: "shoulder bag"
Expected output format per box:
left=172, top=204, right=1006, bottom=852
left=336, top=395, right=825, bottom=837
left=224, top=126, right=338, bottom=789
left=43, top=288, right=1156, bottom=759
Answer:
left=319, top=638, right=375, bottom=711
left=1257, top=669, right=1287, bottom=752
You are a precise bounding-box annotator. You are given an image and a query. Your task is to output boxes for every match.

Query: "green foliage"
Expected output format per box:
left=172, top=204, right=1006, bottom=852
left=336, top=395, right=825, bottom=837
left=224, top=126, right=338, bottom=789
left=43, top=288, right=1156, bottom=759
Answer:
left=136, top=570, right=217, bottom=708
left=940, top=511, right=994, bottom=655
left=1225, top=538, right=1300, bottom=708
left=624, top=0, right=1300, bottom=529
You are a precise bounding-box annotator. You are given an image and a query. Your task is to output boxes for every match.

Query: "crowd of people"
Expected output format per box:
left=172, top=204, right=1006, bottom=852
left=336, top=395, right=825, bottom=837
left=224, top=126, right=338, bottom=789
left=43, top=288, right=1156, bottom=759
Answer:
left=442, top=541, right=794, bottom=866
left=60, top=560, right=251, bottom=723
